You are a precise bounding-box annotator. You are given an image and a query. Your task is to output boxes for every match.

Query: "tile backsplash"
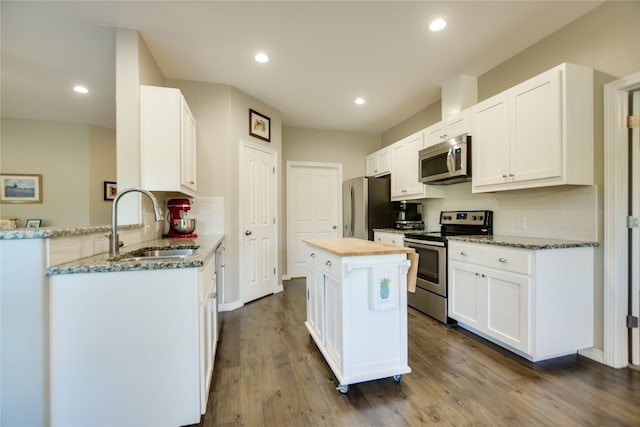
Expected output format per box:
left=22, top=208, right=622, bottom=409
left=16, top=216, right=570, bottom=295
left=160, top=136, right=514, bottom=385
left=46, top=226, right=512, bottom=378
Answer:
left=421, top=183, right=598, bottom=242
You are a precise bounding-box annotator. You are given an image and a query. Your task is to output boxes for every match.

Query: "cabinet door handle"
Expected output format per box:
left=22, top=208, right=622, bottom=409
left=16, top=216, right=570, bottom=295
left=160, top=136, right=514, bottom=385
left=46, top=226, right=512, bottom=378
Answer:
left=245, top=230, right=252, bottom=236
left=310, top=252, right=316, bottom=258
left=502, top=174, right=508, bottom=178
left=460, top=251, right=468, bottom=256
left=392, top=240, right=397, bottom=244
left=499, top=257, right=508, bottom=263
left=325, top=260, right=332, bottom=267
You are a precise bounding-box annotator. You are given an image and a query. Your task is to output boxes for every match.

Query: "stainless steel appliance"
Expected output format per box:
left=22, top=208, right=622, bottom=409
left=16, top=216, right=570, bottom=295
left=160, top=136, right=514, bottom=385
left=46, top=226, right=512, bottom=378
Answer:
left=419, top=134, right=471, bottom=184
left=343, top=176, right=395, bottom=241
left=404, top=210, right=493, bottom=324
left=393, top=201, right=423, bottom=230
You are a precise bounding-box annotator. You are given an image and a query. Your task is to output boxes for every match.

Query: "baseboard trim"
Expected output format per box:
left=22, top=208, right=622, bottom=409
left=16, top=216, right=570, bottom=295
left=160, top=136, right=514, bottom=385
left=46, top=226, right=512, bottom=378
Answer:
left=579, top=347, right=605, bottom=365
left=219, top=300, right=243, bottom=312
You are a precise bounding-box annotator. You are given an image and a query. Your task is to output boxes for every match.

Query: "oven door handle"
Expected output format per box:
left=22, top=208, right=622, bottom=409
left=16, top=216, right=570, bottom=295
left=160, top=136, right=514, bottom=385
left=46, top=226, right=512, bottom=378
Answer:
left=405, top=238, right=445, bottom=247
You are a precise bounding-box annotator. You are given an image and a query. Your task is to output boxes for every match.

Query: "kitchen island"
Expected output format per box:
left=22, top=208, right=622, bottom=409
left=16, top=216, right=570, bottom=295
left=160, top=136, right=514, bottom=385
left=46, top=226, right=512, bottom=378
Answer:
left=303, top=237, right=415, bottom=393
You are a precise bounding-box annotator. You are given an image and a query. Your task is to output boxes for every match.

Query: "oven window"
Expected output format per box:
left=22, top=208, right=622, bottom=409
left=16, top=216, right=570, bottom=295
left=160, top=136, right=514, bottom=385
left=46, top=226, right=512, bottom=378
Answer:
left=416, top=247, right=439, bottom=283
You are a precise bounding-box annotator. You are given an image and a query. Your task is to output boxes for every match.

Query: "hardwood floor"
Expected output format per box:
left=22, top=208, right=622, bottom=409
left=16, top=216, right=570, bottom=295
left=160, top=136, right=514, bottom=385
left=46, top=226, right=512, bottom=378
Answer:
left=198, top=279, right=640, bottom=426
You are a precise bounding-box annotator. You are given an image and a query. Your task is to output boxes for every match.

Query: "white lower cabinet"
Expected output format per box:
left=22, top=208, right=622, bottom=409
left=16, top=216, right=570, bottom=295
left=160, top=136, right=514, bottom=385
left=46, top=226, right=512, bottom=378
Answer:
left=305, top=244, right=411, bottom=391
left=448, top=240, right=593, bottom=361
left=198, top=253, right=218, bottom=414
left=50, top=252, right=222, bottom=426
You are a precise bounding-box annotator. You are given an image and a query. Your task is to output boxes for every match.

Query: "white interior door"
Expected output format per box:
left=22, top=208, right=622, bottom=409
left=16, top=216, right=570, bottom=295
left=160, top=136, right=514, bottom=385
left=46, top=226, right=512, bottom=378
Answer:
left=239, top=141, right=278, bottom=303
left=286, top=161, right=342, bottom=278
left=631, top=90, right=640, bottom=365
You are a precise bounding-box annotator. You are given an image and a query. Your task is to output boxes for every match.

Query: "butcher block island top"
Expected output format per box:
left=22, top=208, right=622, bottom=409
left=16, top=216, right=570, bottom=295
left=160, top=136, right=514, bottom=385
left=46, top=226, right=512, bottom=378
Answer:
left=304, top=237, right=415, bottom=257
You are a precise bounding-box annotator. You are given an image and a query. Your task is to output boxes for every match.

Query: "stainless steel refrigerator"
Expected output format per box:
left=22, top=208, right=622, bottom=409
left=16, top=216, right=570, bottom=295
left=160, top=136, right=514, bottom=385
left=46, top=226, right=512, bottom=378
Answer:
left=343, top=176, right=395, bottom=240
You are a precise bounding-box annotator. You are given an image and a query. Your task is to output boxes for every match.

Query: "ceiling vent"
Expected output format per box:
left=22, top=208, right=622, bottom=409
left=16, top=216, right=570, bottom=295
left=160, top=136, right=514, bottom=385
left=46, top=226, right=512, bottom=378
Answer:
left=441, top=75, right=477, bottom=120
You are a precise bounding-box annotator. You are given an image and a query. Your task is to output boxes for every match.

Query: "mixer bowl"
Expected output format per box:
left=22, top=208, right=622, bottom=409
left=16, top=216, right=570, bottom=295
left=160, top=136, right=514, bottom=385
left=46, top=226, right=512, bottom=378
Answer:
left=171, top=218, right=196, bottom=234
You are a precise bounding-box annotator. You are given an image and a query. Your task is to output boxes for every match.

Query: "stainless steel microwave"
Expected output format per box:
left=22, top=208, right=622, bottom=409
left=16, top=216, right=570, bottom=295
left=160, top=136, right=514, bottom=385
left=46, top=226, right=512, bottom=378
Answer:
left=419, top=134, right=471, bottom=184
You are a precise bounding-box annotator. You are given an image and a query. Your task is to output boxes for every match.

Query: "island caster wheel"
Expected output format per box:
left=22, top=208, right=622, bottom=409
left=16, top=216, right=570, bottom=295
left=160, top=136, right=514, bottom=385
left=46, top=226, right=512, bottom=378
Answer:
left=337, top=384, right=349, bottom=394
left=392, top=374, right=403, bottom=383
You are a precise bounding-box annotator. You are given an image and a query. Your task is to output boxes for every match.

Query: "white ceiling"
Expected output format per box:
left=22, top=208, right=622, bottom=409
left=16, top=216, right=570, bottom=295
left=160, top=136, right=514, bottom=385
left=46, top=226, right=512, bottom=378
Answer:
left=1, top=1, right=603, bottom=133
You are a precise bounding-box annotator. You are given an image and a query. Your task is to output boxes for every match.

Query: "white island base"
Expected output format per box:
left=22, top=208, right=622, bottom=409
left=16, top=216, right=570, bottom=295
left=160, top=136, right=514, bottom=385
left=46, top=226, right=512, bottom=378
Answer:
left=304, top=238, right=413, bottom=393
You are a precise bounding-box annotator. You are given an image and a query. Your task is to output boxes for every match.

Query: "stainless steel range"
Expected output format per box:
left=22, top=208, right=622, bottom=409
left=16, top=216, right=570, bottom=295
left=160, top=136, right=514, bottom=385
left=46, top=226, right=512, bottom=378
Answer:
left=404, top=210, right=493, bottom=324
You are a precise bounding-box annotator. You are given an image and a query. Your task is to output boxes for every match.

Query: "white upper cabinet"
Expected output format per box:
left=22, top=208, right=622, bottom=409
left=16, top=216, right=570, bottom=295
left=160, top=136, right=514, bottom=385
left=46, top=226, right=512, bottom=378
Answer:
left=424, top=108, right=472, bottom=148
left=389, top=131, right=443, bottom=200
left=140, top=85, right=197, bottom=197
left=366, top=147, right=390, bottom=177
left=472, top=63, right=593, bottom=193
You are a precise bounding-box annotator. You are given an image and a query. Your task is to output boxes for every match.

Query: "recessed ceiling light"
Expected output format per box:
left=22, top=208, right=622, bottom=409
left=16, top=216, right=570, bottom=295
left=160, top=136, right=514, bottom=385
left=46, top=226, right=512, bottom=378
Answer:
left=254, top=52, right=269, bottom=63
left=429, top=18, right=447, bottom=32
left=73, top=85, right=89, bottom=94
left=355, top=97, right=366, bottom=105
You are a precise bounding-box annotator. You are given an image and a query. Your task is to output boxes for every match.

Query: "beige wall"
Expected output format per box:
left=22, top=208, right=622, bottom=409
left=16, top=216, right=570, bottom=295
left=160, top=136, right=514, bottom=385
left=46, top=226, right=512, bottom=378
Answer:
left=166, top=79, right=284, bottom=304
left=282, top=127, right=380, bottom=181
left=89, top=125, right=117, bottom=225
left=381, top=101, right=441, bottom=146
left=1, top=118, right=114, bottom=226
left=382, top=1, right=640, bottom=146
left=380, top=1, right=640, bottom=355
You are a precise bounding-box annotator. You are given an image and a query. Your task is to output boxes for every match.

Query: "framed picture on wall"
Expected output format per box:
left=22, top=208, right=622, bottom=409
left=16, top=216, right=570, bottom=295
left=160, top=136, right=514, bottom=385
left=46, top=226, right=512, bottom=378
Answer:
left=0, top=173, right=42, bottom=204
left=104, top=181, right=117, bottom=201
left=249, top=109, right=271, bottom=142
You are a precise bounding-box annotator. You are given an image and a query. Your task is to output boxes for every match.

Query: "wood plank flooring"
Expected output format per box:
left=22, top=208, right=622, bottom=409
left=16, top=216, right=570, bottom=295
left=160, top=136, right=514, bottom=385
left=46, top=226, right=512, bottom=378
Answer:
left=196, top=279, right=640, bottom=426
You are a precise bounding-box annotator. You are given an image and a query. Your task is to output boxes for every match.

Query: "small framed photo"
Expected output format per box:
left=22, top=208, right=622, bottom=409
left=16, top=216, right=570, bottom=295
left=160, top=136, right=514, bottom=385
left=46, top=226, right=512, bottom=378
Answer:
left=0, top=173, right=42, bottom=204
left=249, top=109, right=271, bottom=142
left=26, top=219, right=42, bottom=228
left=104, top=181, right=117, bottom=201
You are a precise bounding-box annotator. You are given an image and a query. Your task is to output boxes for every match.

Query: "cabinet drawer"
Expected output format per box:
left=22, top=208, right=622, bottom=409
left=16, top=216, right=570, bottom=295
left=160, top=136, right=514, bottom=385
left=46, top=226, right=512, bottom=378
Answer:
left=448, top=242, right=483, bottom=264
left=307, top=249, right=341, bottom=277
left=483, top=246, right=531, bottom=275
left=307, top=248, right=321, bottom=268
left=319, top=252, right=341, bottom=278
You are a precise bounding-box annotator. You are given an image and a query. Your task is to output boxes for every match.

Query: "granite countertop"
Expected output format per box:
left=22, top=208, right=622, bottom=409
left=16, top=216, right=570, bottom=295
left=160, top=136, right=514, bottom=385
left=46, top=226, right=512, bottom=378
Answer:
left=0, top=224, right=142, bottom=240
left=47, top=234, right=224, bottom=275
left=304, top=237, right=414, bottom=256
left=448, top=234, right=599, bottom=250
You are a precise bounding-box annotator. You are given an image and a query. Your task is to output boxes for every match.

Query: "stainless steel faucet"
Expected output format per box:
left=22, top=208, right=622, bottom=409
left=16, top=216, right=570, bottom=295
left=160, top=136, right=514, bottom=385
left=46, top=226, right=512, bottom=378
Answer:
left=110, top=188, right=164, bottom=257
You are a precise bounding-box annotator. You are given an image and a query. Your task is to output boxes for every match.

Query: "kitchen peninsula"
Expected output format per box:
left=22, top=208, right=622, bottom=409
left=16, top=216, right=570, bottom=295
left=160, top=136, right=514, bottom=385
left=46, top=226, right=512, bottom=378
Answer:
left=303, top=237, right=415, bottom=393
left=47, top=234, right=224, bottom=427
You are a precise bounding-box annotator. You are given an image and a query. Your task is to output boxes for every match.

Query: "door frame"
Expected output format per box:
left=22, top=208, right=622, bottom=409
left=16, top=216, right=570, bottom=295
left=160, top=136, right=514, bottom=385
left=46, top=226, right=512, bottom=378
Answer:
left=604, top=72, right=640, bottom=368
left=238, top=139, right=279, bottom=304
left=285, top=161, right=343, bottom=279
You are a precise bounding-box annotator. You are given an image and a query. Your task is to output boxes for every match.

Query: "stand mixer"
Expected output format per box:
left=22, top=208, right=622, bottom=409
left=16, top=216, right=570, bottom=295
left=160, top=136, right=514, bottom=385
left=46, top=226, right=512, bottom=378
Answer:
left=165, top=198, right=197, bottom=238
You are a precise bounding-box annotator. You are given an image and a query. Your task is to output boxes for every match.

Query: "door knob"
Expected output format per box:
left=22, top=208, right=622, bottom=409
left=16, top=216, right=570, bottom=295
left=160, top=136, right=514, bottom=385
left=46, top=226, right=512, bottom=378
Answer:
left=245, top=230, right=252, bottom=236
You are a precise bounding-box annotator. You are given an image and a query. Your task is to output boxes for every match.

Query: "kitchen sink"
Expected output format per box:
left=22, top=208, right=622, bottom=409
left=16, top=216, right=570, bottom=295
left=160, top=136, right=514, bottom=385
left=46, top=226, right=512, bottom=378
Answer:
left=115, top=246, right=197, bottom=262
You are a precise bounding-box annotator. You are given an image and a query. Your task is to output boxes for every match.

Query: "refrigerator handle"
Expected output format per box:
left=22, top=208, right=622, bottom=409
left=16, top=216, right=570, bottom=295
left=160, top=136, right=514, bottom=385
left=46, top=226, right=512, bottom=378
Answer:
left=350, top=185, right=355, bottom=237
